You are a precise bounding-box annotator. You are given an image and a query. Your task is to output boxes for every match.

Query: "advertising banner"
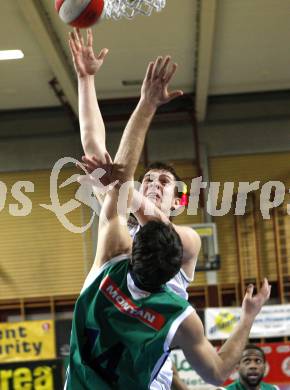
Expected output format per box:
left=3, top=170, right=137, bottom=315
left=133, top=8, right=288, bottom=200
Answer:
left=0, top=320, right=56, bottom=363
left=0, top=359, right=63, bottom=390
left=171, top=349, right=215, bottom=390
left=205, top=305, right=290, bottom=340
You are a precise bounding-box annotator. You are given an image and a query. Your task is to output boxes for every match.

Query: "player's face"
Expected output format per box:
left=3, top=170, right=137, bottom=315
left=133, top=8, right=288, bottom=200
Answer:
left=140, top=169, right=179, bottom=211
left=238, top=349, right=265, bottom=388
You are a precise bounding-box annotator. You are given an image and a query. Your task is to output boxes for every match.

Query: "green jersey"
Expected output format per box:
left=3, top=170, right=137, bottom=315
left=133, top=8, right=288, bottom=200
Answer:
left=223, top=380, right=279, bottom=390
left=66, top=256, right=193, bottom=390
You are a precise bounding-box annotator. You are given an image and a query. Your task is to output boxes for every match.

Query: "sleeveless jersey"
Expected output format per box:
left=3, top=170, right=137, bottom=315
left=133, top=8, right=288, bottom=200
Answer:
left=129, top=223, right=195, bottom=389
left=66, top=256, right=193, bottom=390
left=219, top=380, right=279, bottom=390
left=129, top=224, right=195, bottom=300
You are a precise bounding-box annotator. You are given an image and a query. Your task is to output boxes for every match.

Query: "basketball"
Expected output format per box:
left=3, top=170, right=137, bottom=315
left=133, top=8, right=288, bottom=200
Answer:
left=55, top=0, right=105, bottom=28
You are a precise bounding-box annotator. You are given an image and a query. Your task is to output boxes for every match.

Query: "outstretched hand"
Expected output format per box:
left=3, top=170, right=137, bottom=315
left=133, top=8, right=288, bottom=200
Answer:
left=140, top=56, right=183, bottom=110
left=241, top=278, right=271, bottom=320
left=69, top=28, right=108, bottom=78
left=77, top=152, right=122, bottom=189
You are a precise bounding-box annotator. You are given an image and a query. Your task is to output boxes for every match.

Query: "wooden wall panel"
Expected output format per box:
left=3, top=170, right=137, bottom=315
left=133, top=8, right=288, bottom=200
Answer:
left=0, top=168, right=92, bottom=299
left=1, top=152, right=288, bottom=302
left=209, top=152, right=290, bottom=285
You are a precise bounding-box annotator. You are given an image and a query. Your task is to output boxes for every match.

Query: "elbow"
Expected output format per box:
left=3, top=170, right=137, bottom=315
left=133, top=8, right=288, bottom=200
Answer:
left=194, top=367, right=225, bottom=386
left=206, top=371, right=227, bottom=387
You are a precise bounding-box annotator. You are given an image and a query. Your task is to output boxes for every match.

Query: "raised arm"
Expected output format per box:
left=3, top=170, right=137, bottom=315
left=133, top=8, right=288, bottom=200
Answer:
left=69, top=28, right=108, bottom=160
left=114, top=56, right=183, bottom=179
left=94, top=56, right=183, bottom=268
left=173, top=279, right=271, bottom=386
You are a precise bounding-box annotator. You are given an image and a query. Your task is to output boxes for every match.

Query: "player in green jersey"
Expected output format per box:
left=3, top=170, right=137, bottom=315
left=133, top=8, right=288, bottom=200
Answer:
left=66, top=29, right=271, bottom=390
left=218, top=345, right=279, bottom=390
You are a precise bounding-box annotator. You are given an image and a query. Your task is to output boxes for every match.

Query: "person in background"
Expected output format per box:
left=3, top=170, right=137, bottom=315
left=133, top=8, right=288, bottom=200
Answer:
left=171, top=363, right=190, bottom=390
left=217, top=344, right=279, bottom=390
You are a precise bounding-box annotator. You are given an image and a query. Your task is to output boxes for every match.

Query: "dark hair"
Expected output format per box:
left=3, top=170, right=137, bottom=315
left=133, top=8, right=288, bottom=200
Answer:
left=130, top=220, right=183, bottom=291
left=139, top=161, right=182, bottom=198
left=243, top=344, right=265, bottom=362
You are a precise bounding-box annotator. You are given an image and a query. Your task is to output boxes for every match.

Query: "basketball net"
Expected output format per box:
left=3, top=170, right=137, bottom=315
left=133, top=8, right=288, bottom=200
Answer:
left=103, top=0, right=166, bottom=20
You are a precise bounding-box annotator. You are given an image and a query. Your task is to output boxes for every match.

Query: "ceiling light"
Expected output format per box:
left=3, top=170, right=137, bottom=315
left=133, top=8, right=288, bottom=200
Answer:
left=0, top=50, right=24, bottom=61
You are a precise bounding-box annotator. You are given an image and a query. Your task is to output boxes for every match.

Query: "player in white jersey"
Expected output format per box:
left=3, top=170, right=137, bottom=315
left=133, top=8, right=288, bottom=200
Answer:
left=129, top=213, right=194, bottom=301
left=69, top=28, right=200, bottom=389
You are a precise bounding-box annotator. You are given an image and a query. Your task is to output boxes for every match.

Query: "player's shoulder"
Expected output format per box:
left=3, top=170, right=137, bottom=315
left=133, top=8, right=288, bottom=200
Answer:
left=173, top=224, right=201, bottom=265
left=173, top=224, right=201, bottom=248
left=175, top=224, right=200, bottom=237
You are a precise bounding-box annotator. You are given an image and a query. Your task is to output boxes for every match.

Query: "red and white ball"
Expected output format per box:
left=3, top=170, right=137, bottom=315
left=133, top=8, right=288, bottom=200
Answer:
left=55, top=0, right=105, bottom=28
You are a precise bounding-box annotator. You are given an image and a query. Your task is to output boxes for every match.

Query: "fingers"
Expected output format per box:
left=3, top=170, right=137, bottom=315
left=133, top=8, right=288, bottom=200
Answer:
left=82, top=154, right=113, bottom=175
left=69, top=30, right=83, bottom=54
left=146, top=55, right=179, bottom=94
left=69, top=28, right=84, bottom=53
left=151, top=56, right=163, bottom=81
left=82, top=155, right=92, bottom=164
left=245, top=279, right=271, bottom=302
left=87, top=28, right=109, bottom=61
left=82, top=156, right=98, bottom=173
left=70, top=31, right=81, bottom=52
left=260, top=278, right=271, bottom=299
left=145, top=61, right=154, bottom=82
left=158, top=56, right=171, bottom=81
left=75, top=28, right=84, bottom=46
left=167, top=89, right=183, bottom=101
left=150, top=55, right=178, bottom=82
left=69, top=32, right=78, bottom=55
left=260, top=278, right=269, bottom=292
left=86, top=28, right=93, bottom=47
left=245, top=283, right=254, bottom=298
left=82, top=155, right=99, bottom=166
left=97, top=48, right=109, bottom=61
left=261, top=277, right=268, bottom=289
left=163, top=62, right=178, bottom=84
left=91, top=155, right=107, bottom=166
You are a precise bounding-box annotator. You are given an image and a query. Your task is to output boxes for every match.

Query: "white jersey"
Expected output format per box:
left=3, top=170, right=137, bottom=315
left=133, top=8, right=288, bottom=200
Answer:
left=129, top=223, right=195, bottom=389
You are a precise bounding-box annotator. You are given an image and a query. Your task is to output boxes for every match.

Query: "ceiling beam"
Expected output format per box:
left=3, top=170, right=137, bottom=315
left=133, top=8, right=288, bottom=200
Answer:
left=16, top=0, right=78, bottom=115
left=195, top=0, right=217, bottom=122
